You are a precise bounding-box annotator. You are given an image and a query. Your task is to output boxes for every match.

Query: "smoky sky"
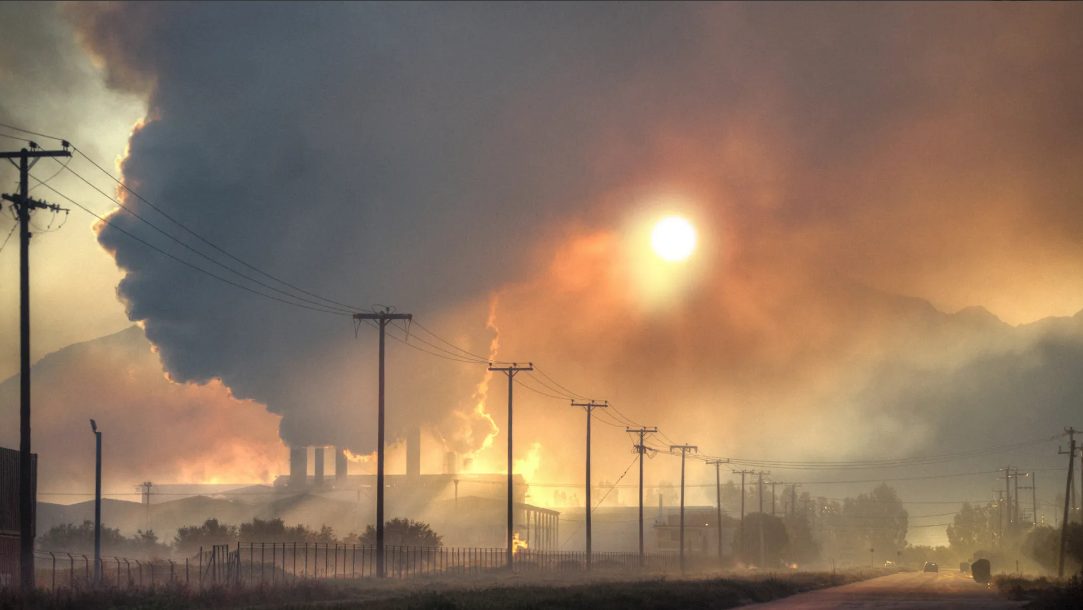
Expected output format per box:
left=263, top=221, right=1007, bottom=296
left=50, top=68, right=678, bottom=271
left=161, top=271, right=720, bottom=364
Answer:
left=65, top=1, right=1083, bottom=472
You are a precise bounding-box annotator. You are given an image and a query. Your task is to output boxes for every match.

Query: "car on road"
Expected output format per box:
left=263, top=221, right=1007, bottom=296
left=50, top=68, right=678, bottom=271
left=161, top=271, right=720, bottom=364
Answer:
left=922, top=561, right=939, bottom=573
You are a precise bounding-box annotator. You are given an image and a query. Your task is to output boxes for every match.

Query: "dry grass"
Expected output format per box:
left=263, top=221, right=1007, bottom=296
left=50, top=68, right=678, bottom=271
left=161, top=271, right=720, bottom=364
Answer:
left=994, top=574, right=1083, bottom=609
left=0, top=569, right=882, bottom=609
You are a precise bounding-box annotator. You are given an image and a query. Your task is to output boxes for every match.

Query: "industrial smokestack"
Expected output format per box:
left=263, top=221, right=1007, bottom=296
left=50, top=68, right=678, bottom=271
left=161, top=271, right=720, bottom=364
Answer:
left=443, top=451, right=458, bottom=475
left=335, top=447, right=348, bottom=483
left=407, top=426, right=421, bottom=479
left=314, top=446, right=325, bottom=486
left=289, top=446, right=307, bottom=488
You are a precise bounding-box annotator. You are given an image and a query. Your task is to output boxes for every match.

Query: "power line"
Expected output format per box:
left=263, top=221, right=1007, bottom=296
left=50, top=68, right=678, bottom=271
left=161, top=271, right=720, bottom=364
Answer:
left=0, top=222, right=16, bottom=255
left=56, top=163, right=357, bottom=315
left=0, top=121, right=65, bottom=142
left=65, top=149, right=364, bottom=313
left=39, top=182, right=352, bottom=317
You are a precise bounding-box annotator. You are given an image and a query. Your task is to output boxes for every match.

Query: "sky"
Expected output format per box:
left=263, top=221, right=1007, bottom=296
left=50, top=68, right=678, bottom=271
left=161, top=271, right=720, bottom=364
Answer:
left=2, top=2, right=1083, bottom=547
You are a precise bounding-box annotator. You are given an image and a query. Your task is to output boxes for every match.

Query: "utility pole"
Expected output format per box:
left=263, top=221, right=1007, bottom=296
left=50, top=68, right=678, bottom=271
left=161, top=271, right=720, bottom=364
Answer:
left=769, top=480, right=783, bottom=517
left=1018, top=472, right=1035, bottom=528
left=627, top=426, right=657, bottom=567
left=489, top=362, right=532, bottom=569
left=790, top=483, right=801, bottom=518
left=1031, top=472, right=1037, bottom=528
left=572, top=400, right=607, bottom=568
left=756, top=470, right=770, bottom=567
left=1013, top=468, right=1021, bottom=528
left=90, top=420, right=102, bottom=584
left=994, top=490, right=1004, bottom=545
left=2, top=141, right=71, bottom=589
left=1000, top=467, right=1012, bottom=533
left=707, top=459, right=729, bottom=563
left=733, top=469, right=753, bottom=562
left=1059, top=427, right=1076, bottom=578
left=353, top=308, right=412, bottom=578
left=671, top=445, right=697, bottom=572
left=139, top=481, right=153, bottom=532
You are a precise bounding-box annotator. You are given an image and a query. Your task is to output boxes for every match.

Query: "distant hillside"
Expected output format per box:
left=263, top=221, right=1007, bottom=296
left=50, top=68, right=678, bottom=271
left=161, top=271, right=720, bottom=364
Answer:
left=0, top=326, right=284, bottom=502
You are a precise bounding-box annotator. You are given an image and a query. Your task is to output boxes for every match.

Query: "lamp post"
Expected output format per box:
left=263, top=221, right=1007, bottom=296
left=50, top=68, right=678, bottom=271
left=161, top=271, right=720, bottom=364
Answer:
left=90, top=419, right=101, bottom=584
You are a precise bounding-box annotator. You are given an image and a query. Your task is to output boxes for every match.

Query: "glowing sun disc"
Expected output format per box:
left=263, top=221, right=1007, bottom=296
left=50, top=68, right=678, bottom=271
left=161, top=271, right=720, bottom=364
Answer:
left=651, top=216, right=697, bottom=262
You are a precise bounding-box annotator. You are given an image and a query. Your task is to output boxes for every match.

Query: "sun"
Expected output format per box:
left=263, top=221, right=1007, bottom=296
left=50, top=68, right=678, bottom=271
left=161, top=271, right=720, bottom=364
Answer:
left=650, top=215, right=697, bottom=262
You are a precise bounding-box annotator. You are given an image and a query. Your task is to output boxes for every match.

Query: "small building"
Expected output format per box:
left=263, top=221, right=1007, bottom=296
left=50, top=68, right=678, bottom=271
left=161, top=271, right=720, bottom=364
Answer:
left=1, top=446, right=36, bottom=589
left=652, top=506, right=738, bottom=558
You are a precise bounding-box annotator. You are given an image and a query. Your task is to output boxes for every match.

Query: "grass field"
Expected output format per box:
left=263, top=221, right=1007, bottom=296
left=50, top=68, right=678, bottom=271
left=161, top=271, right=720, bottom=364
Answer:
left=0, top=569, right=886, bottom=610
left=994, top=574, right=1083, bottom=609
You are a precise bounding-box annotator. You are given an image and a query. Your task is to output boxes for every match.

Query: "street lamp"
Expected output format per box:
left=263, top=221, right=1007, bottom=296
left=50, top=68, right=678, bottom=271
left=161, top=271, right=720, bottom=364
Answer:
left=90, top=419, right=101, bottom=584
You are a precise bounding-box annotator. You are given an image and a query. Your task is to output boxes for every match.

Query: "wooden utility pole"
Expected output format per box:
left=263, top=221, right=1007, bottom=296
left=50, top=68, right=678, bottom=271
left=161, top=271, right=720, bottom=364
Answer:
left=354, top=308, right=412, bottom=578
left=489, top=362, right=532, bottom=569
left=671, top=444, right=698, bottom=572
left=1059, top=428, right=1076, bottom=578
left=572, top=400, right=607, bottom=568
left=1000, top=467, right=1013, bottom=533
left=769, top=480, right=783, bottom=517
left=627, top=426, right=657, bottom=566
left=707, top=459, right=729, bottom=562
left=733, top=469, right=754, bottom=561
left=756, top=470, right=770, bottom=567
left=2, top=142, right=71, bottom=589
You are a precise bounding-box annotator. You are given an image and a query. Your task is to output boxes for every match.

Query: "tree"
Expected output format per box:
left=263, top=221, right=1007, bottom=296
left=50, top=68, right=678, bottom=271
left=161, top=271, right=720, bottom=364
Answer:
left=360, top=519, right=442, bottom=547
left=38, top=521, right=124, bottom=554
left=783, top=512, right=820, bottom=565
left=947, top=502, right=996, bottom=555
left=175, top=518, right=239, bottom=554
left=842, top=484, right=908, bottom=556
left=1021, top=525, right=1060, bottom=573
left=734, top=513, right=788, bottom=567
left=238, top=517, right=315, bottom=542
left=37, top=521, right=167, bottom=557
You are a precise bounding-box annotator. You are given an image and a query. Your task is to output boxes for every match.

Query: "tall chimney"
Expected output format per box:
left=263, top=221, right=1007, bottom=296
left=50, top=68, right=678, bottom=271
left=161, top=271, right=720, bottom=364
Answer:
left=314, top=446, right=325, bottom=486
left=289, top=446, right=308, bottom=488
left=335, top=447, right=348, bottom=483
left=407, top=426, right=421, bottom=479
left=443, top=451, right=458, bottom=475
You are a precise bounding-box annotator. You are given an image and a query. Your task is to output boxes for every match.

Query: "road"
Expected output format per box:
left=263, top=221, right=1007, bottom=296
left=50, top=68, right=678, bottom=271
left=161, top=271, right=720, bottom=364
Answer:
left=746, top=570, right=1023, bottom=609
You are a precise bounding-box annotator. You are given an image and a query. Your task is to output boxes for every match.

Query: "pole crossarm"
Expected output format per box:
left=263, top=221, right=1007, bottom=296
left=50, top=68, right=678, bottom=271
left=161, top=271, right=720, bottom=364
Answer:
left=1, top=193, right=69, bottom=214
left=487, top=362, right=532, bottom=569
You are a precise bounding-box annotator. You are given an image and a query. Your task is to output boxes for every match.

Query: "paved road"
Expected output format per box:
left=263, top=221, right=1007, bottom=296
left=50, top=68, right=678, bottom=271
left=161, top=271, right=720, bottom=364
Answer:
left=746, top=570, right=1023, bottom=609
